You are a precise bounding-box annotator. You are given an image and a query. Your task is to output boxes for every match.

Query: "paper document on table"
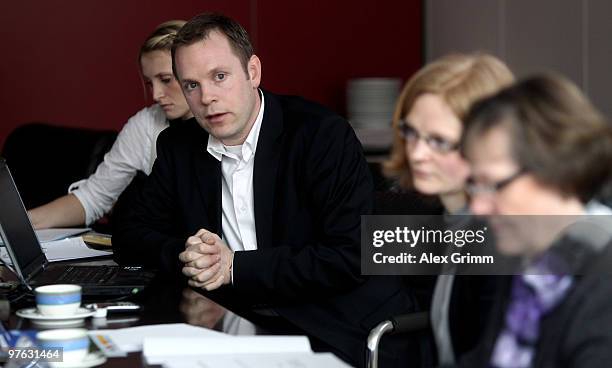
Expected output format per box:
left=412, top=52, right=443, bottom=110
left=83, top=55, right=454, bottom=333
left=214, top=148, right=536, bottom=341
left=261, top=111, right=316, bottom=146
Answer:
left=35, top=228, right=91, bottom=243
left=90, top=323, right=228, bottom=353
left=142, top=336, right=311, bottom=364
left=0, top=237, right=109, bottom=265
left=161, top=352, right=352, bottom=368
left=144, top=335, right=312, bottom=364
left=43, top=237, right=111, bottom=261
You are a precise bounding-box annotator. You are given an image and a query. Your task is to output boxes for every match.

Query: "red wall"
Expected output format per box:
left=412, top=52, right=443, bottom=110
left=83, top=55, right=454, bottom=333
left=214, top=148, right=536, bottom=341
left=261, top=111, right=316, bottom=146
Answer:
left=0, top=0, right=421, bottom=149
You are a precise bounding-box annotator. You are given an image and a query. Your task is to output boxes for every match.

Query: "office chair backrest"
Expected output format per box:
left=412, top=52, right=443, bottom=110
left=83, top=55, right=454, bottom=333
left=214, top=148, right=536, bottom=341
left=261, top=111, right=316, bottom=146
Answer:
left=1, top=123, right=117, bottom=209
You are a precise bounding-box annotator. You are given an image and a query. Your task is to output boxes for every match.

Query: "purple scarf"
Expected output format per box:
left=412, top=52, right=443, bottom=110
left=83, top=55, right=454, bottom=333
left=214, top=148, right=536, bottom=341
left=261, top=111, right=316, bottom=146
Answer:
left=490, top=255, right=573, bottom=368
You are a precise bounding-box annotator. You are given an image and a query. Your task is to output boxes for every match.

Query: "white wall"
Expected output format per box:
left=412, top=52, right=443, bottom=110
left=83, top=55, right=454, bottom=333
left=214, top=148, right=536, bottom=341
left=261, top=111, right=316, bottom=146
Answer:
left=425, top=0, right=612, bottom=118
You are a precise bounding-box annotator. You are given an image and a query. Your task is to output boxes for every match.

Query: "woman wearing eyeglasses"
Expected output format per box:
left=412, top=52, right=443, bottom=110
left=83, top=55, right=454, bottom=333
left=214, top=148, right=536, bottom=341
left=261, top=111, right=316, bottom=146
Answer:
left=384, top=54, right=513, bottom=214
left=382, top=53, right=514, bottom=365
left=459, top=74, right=612, bottom=368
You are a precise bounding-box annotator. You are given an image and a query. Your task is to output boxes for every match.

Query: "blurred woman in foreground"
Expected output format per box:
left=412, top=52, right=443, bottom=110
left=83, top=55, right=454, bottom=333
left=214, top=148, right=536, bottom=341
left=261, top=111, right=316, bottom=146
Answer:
left=460, top=73, right=612, bottom=368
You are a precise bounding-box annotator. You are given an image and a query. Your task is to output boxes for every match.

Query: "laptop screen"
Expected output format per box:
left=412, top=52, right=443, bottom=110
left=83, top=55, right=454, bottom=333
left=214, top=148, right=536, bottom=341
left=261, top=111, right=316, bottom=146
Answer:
left=0, top=160, right=47, bottom=282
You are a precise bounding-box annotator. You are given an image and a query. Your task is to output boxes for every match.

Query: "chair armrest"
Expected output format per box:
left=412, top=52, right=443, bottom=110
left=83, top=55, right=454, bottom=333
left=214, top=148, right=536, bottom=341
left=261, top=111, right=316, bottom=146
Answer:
left=366, top=311, right=429, bottom=368
left=391, top=311, right=430, bottom=333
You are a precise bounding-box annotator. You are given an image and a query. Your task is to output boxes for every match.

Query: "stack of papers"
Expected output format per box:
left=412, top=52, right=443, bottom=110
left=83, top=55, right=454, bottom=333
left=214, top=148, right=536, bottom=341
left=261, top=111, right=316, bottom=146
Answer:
left=89, top=323, right=351, bottom=367
left=143, top=335, right=351, bottom=367
left=160, top=352, right=351, bottom=368
left=90, top=323, right=227, bottom=354
left=144, top=335, right=311, bottom=361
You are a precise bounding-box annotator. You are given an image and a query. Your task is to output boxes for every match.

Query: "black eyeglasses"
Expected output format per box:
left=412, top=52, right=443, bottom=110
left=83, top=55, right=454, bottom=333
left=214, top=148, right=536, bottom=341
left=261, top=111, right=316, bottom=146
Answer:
left=466, top=168, right=527, bottom=196
left=399, top=121, right=459, bottom=154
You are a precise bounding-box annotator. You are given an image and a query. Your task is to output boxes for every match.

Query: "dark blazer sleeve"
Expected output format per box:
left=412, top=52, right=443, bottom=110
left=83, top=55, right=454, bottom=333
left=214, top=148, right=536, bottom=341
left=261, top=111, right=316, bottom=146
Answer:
left=556, top=277, right=612, bottom=368
left=458, top=257, right=612, bottom=368
left=232, top=114, right=373, bottom=304
left=112, top=129, right=186, bottom=272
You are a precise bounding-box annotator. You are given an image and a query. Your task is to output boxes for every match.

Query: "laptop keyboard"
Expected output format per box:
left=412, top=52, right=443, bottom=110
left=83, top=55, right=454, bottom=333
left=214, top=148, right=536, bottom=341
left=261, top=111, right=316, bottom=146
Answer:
left=58, top=266, right=119, bottom=284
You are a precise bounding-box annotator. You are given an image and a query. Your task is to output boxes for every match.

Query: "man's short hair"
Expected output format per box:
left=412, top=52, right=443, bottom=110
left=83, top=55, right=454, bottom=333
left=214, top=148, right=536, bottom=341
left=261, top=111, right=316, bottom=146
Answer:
left=171, top=13, right=254, bottom=78
left=462, top=73, right=612, bottom=202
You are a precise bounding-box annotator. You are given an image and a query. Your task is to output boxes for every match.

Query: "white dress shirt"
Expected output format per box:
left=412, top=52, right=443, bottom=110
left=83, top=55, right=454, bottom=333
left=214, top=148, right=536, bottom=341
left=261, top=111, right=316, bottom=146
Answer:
left=70, top=105, right=169, bottom=225
left=206, top=91, right=265, bottom=254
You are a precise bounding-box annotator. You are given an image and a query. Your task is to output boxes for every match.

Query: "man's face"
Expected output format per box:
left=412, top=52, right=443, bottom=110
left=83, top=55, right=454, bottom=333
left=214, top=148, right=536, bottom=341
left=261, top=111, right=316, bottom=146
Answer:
left=174, top=31, right=261, bottom=146
left=466, top=126, right=569, bottom=256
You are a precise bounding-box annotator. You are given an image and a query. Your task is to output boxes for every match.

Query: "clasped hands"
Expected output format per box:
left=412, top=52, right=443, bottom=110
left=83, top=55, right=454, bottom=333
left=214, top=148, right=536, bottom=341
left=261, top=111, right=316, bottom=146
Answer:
left=179, top=229, right=234, bottom=291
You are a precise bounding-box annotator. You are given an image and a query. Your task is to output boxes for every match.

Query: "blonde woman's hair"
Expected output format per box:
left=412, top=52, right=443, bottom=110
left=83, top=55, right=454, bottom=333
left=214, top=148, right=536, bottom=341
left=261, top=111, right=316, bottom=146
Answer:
left=139, top=20, right=186, bottom=60
left=383, top=53, right=514, bottom=188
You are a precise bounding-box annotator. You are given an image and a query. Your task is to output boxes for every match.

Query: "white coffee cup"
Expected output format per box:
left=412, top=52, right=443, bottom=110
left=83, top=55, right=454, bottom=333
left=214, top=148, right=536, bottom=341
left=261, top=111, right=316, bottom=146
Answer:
left=37, top=328, right=90, bottom=364
left=35, top=284, right=82, bottom=316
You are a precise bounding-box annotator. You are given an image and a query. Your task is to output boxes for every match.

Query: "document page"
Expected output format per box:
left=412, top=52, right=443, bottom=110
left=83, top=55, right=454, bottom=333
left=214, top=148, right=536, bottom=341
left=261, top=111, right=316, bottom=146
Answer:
left=1, top=237, right=110, bottom=265
left=144, top=336, right=311, bottom=364
left=35, top=228, right=91, bottom=242
left=42, top=237, right=111, bottom=261
left=161, top=352, right=352, bottom=368
left=90, top=323, right=228, bottom=353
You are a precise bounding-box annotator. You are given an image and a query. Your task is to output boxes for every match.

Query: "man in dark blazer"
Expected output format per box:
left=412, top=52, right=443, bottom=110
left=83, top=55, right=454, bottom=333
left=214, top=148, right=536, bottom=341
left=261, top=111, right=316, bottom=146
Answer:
left=113, top=13, right=424, bottom=367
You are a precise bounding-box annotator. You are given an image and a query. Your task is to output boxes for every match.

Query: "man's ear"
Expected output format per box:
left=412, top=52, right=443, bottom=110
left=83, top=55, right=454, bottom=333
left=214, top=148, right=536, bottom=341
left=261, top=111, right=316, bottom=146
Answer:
left=247, top=55, right=261, bottom=88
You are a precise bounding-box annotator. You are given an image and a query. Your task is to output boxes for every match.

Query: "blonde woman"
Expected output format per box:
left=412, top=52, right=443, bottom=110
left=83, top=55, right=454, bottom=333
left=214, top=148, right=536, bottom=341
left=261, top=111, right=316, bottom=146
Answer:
left=383, top=53, right=514, bottom=365
left=29, top=20, right=193, bottom=229
left=384, top=53, right=513, bottom=213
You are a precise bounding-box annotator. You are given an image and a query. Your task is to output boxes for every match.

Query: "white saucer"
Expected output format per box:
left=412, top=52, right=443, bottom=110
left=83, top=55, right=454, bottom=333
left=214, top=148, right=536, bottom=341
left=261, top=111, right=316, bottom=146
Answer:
left=16, top=307, right=95, bottom=327
left=49, top=351, right=107, bottom=368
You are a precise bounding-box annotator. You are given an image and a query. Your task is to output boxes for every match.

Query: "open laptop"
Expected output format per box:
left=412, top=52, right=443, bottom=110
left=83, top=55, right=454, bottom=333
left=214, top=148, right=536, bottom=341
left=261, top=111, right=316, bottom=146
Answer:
left=0, top=159, right=155, bottom=295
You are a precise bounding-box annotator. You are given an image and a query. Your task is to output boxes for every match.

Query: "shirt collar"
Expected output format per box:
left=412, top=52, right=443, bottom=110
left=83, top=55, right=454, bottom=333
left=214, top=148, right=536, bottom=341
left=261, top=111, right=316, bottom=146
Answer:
left=207, top=89, right=265, bottom=162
